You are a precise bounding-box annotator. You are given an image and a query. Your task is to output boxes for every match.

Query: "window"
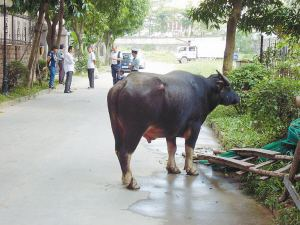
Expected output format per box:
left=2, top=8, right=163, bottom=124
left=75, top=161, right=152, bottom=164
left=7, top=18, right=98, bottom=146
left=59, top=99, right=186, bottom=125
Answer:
left=179, top=47, right=186, bottom=52
left=189, top=46, right=196, bottom=51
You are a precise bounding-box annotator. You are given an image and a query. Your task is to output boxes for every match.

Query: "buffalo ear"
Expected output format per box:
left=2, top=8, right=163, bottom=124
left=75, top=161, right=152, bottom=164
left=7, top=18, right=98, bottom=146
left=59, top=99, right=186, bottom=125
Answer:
left=216, top=80, right=224, bottom=91
left=216, top=70, right=230, bottom=86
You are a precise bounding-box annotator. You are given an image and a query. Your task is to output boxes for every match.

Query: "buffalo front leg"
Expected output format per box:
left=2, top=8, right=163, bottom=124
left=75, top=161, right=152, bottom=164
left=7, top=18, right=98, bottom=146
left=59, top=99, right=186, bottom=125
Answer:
left=117, top=151, right=140, bottom=190
left=184, top=145, right=199, bottom=176
left=166, top=138, right=181, bottom=174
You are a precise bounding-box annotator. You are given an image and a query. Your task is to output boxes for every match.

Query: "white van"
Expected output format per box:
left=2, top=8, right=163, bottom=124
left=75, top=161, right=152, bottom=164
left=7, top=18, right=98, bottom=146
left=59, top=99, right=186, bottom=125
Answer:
left=175, top=45, right=198, bottom=63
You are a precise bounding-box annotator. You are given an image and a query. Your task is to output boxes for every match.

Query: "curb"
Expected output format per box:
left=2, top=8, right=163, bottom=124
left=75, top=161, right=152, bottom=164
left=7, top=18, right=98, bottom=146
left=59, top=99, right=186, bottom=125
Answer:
left=207, top=121, right=224, bottom=147
left=0, top=89, right=49, bottom=109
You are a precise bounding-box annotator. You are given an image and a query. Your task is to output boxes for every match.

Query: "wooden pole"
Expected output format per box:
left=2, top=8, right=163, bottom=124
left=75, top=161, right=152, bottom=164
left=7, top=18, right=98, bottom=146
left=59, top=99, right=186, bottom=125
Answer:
left=279, top=141, right=300, bottom=203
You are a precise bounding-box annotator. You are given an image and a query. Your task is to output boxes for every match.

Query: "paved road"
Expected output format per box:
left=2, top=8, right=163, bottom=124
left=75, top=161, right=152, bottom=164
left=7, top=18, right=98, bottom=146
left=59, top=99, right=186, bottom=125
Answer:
left=0, top=67, right=273, bottom=225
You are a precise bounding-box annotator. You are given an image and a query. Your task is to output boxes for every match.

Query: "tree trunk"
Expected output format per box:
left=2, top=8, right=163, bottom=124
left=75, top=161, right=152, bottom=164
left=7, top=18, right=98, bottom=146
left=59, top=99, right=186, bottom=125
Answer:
left=222, top=0, right=242, bottom=75
left=104, top=31, right=113, bottom=65
left=55, top=0, right=64, bottom=47
left=45, top=9, right=59, bottom=50
left=72, top=20, right=84, bottom=56
left=259, top=34, right=264, bottom=63
left=27, top=1, right=49, bottom=87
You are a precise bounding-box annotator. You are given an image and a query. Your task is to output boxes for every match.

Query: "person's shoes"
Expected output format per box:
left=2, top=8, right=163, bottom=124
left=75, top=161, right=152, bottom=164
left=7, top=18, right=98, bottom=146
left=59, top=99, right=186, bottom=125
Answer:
left=51, top=86, right=56, bottom=89
left=88, top=87, right=94, bottom=89
left=64, top=90, right=72, bottom=93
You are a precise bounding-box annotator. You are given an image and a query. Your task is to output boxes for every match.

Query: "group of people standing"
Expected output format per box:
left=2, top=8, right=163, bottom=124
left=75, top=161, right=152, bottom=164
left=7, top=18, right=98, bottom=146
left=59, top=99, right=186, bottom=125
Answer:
left=46, top=44, right=140, bottom=91
left=47, top=45, right=96, bottom=93
left=110, top=45, right=140, bottom=85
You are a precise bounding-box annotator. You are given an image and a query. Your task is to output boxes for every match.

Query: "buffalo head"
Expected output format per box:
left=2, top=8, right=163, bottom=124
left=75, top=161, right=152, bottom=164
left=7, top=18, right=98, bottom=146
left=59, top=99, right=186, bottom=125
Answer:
left=211, top=70, right=240, bottom=106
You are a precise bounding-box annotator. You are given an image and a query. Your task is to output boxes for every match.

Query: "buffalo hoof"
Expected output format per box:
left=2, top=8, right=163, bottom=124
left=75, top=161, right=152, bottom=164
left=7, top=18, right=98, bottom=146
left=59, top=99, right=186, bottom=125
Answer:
left=166, top=166, right=181, bottom=174
left=127, top=178, right=140, bottom=190
left=185, top=168, right=199, bottom=176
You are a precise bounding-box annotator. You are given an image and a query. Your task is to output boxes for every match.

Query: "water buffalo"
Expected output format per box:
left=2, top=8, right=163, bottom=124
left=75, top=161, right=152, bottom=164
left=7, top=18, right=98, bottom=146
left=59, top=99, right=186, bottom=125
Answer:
left=107, top=70, right=240, bottom=190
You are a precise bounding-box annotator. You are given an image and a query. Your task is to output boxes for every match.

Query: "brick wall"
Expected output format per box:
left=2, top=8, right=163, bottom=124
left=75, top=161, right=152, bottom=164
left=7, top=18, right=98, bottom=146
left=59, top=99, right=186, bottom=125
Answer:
left=0, top=44, right=31, bottom=89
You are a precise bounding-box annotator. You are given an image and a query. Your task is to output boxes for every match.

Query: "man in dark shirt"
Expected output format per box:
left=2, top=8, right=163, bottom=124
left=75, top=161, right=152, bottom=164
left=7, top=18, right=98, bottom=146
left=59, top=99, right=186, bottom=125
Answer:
left=47, top=46, right=58, bottom=89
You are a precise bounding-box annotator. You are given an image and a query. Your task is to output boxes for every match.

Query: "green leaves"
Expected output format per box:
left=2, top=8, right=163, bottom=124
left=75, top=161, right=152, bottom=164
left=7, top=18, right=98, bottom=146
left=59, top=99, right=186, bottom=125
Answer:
left=249, top=78, right=300, bottom=135
left=229, top=63, right=271, bottom=113
left=189, top=0, right=300, bottom=37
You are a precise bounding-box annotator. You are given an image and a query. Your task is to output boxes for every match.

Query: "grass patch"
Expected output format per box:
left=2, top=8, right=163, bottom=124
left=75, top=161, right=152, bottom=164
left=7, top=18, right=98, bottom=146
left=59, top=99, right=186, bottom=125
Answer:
left=143, top=50, right=222, bottom=76
left=0, top=82, right=49, bottom=104
left=143, top=50, right=177, bottom=64
left=207, top=106, right=278, bottom=150
left=238, top=53, right=255, bottom=61
left=176, top=59, right=223, bottom=77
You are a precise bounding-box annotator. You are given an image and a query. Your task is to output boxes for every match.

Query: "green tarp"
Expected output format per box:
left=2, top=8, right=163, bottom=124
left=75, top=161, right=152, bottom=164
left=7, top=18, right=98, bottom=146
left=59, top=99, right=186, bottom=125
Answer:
left=200, top=118, right=300, bottom=164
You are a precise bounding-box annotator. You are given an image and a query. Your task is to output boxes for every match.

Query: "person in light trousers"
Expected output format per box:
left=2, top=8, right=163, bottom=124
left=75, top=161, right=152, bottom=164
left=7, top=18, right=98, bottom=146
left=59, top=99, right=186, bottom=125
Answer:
left=64, top=46, right=75, bottom=93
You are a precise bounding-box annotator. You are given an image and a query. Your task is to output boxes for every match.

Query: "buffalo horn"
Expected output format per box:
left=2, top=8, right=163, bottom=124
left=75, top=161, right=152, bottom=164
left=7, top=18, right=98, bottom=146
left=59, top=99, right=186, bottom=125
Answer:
left=216, top=70, right=230, bottom=86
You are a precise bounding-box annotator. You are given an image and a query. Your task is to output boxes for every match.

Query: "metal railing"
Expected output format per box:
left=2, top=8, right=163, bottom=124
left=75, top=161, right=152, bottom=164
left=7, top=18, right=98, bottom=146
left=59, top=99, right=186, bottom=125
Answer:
left=0, top=13, right=34, bottom=45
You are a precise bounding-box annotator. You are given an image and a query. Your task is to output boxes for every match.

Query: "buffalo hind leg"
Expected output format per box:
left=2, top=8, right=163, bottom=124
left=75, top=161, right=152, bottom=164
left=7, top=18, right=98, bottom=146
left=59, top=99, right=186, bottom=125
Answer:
left=116, top=129, right=144, bottom=190
left=117, top=151, right=140, bottom=190
left=184, top=145, right=199, bottom=175
left=166, top=138, right=181, bottom=174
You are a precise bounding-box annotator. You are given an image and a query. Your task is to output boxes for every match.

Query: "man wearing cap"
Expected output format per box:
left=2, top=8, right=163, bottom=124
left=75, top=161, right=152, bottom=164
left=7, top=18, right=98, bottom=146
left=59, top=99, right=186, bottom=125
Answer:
left=110, top=45, right=123, bottom=85
left=58, top=44, right=65, bottom=84
left=130, top=49, right=140, bottom=72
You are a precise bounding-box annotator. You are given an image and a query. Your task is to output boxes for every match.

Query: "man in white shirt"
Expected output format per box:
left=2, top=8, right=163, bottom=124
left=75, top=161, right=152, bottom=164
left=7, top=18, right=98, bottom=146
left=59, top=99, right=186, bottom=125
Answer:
left=87, top=46, right=96, bottom=88
left=110, top=45, right=123, bottom=85
left=130, top=48, right=140, bottom=72
left=64, top=46, right=75, bottom=93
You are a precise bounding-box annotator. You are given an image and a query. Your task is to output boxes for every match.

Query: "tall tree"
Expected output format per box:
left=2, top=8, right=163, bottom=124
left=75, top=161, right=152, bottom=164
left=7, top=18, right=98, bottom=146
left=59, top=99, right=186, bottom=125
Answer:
left=189, top=0, right=299, bottom=75
left=102, top=0, right=150, bottom=64
left=11, top=0, right=51, bottom=87
left=45, top=0, right=65, bottom=50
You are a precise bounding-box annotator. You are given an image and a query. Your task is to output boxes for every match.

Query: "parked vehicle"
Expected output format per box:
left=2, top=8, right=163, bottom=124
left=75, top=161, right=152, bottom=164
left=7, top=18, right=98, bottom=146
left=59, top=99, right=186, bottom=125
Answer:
left=138, top=52, right=146, bottom=69
left=175, top=45, right=198, bottom=63
left=121, top=53, right=132, bottom=73
left=121, top=52, right=146, bottom=72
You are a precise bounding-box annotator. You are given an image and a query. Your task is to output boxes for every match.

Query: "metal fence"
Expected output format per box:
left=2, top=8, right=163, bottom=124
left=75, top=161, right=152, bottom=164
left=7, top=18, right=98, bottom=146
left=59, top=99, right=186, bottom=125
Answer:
left=0, top=13, right=34, bottom=45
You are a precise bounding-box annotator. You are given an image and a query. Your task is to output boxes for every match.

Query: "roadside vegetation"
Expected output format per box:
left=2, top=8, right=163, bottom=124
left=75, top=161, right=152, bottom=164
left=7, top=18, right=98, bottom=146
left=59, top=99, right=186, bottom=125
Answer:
left=0, top=60, right=50, bottom=104
left=206, top=38, right=300, bottom=224
left=0, top=82, right=49, bottom=104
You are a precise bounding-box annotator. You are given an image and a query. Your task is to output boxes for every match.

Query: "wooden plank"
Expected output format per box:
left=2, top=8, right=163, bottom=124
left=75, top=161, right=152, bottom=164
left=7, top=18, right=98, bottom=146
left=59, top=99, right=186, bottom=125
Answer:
left=260, top=163, right=292, bottom=180
left=254, top=160, right=276, bottom=168
left=249, top=168, right=287, bottom=178
left=283, top=175, right=300, bottom=210
left=197, top=154, right=255, bottom=170
left=236, top=160, right=275, bottom=175
left=241, top=156, right=256, bottom=162
left=280, top=141, right=300, bottom=202
left=232, top=148, right=293, bottom=160
left=232, top=148, right=279, bottom=155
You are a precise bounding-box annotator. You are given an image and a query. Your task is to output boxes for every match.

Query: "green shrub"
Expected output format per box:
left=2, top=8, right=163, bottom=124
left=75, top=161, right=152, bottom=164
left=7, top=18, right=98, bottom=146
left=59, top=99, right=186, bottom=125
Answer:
left=36, top=59, right=48, bottom=82
left=249, top=78, right=300, bottom=136
left=7, top=61, right=29, bottom=90
left=229, top=63, right=271, bottom=113
left=75, top=53, right=88, bottom=73
left=38, top=59, right=47, bottom=69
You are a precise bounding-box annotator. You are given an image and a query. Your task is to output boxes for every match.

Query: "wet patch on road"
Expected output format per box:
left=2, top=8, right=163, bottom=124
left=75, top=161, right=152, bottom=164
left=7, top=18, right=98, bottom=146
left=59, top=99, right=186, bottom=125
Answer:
left=129, top=165, right=273, bottom=225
